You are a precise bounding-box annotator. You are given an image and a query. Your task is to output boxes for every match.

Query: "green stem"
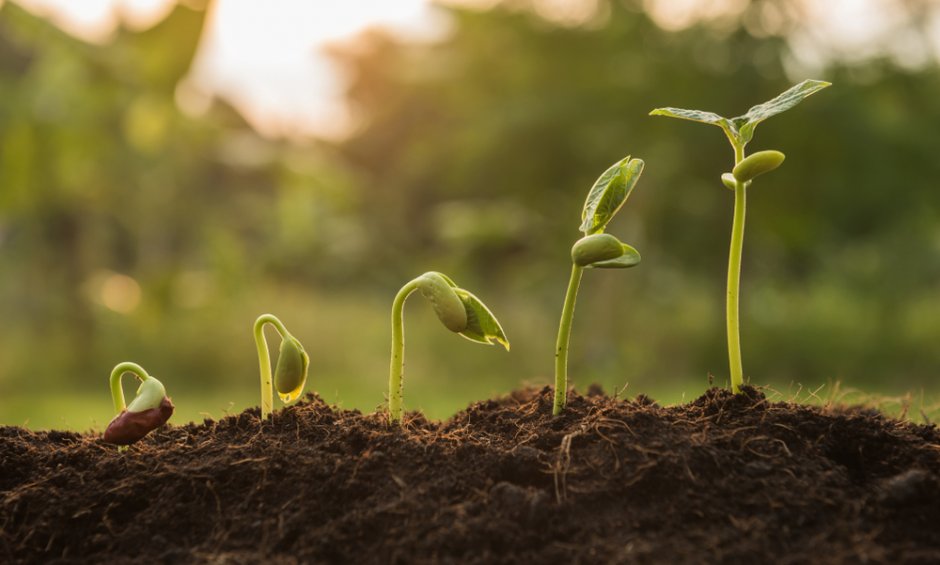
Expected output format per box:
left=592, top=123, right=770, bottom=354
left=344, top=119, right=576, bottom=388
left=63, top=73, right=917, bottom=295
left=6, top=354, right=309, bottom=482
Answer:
left=389, top=278, right=422, bottom=424
left=727, top=144, right=747, bottom=393
left=109, top=362, right=151, bottom=415
left=254, top=313, right=288, bottom=419
left=553, top=264, right=584, bottom=415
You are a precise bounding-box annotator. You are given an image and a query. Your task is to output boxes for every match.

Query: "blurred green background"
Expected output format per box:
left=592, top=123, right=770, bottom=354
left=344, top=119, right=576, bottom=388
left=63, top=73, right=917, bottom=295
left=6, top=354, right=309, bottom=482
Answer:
left=1, top=0, right=938, bottom=430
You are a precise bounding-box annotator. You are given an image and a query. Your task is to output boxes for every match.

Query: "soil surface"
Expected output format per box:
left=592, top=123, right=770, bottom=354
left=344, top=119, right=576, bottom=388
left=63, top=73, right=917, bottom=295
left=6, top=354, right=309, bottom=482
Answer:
left=2, top=386, right=939, bottom=564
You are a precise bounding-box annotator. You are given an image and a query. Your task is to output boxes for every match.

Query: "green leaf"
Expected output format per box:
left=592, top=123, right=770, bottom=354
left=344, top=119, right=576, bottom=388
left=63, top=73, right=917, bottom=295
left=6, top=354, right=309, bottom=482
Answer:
left=454, top=289, right=510, bottom=350
left=580, top=156, right=644, bottom=235
left=586, top=243, right=641, bottom=269
left=734, top=80, right=830, bottom=145
left=651, top=80, right=830, bottom=148
left=649, top=107, right=738, bottom=145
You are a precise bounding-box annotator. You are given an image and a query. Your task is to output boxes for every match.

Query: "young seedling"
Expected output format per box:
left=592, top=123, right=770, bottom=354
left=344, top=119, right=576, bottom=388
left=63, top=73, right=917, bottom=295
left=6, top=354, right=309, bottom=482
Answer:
left=651, top=79, right=830, bottom=393
left=254, top=313, right=309, bottom=419
left=554, top=156, right=644, bottom=416
left=389, top=271, right=509, bottom=424
left=104, top=362, right=174, bottom=445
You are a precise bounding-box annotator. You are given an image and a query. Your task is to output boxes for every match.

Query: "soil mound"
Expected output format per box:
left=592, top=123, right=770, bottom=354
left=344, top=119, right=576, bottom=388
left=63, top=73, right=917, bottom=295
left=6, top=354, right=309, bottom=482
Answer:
left=2, top=386, right=939, bottom=563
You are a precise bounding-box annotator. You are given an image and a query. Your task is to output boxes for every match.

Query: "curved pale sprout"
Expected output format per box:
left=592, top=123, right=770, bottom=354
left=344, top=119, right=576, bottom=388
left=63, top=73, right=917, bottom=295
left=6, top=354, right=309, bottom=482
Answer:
left=254, top=314, right=309, bottom=419
left=104, top=362, right=173, bottom=446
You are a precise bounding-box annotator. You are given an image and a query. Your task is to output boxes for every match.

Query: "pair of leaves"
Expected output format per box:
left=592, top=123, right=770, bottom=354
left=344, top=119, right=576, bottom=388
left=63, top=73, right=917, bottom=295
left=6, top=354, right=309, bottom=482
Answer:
left=420, top=272, right=510, bottom=350
left=649, top=80, right=830, bottom=149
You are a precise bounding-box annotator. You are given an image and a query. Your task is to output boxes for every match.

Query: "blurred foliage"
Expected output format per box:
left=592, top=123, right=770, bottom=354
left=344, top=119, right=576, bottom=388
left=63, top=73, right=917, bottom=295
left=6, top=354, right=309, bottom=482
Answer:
left=0, top=0, right=938, bottom=429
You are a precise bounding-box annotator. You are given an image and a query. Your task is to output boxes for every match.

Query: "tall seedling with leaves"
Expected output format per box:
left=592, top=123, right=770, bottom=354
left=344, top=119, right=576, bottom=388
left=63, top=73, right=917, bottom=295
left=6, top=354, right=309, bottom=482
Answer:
left=651, top=80, right=830, bottom=392
left=554, top=156, right=645, bottom=415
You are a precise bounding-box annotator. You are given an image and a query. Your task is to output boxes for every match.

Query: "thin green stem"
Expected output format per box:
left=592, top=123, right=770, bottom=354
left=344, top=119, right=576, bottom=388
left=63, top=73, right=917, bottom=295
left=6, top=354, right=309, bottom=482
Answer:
left=109, top=362, right=150, bottom=415
left=389, top=278, right=422, bottom=424
left=553, top=264, right=584, bottom=415
left=727, top=144, right=747, bottom=393
left=254, top=314, right=287, bottom=419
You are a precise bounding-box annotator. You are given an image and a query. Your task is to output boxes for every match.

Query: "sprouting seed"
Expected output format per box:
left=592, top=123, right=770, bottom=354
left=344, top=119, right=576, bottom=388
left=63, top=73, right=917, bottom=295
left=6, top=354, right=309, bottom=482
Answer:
left=554, top=156, right=644, bottom=416
left=389, top=271, right=509, bottom=424
left=254, top=313, right=309, bottom=419
left=103, top=362, right=174, bottom=446
left=651, top=79, right=830, bottom=392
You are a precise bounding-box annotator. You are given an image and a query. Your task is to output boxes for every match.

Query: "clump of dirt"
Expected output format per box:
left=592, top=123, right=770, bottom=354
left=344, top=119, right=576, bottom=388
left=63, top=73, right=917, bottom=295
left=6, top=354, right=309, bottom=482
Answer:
left=2, top=386, right=938, bottom=563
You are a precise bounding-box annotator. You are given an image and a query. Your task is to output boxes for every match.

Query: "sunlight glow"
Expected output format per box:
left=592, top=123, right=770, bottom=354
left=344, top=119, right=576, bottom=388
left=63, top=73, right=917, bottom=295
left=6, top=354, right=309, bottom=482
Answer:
left=186, top=0, right=441, bottom=140
left=86, top=271, right=143, bottom=314
left=11, top=0, right=940, bottom=139
left=14, top=0, right=175, bottom=42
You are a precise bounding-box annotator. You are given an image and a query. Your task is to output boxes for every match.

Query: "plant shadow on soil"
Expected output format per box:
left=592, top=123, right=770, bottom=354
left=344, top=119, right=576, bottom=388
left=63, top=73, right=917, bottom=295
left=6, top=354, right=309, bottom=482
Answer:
left=2, top=385, right=939, bottom=564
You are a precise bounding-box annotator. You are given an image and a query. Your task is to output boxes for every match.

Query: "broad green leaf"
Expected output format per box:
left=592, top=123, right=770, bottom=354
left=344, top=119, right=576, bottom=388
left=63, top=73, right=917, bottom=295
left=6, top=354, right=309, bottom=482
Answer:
left=734, top=80, right=830, bottom=145
left=586, top=243, right=641, bottom=269
left=580, top=156, right=644, bottom=235
left=649, top=107, right=738, bottom=145
left=454, top=289, right=510, bottom=350
left=651, top=80, right=830, bottom=148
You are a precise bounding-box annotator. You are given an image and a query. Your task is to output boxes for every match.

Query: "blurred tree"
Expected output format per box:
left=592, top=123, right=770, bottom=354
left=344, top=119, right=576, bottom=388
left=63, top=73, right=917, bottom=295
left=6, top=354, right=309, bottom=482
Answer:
left=0, top=3, right=333, bottom=391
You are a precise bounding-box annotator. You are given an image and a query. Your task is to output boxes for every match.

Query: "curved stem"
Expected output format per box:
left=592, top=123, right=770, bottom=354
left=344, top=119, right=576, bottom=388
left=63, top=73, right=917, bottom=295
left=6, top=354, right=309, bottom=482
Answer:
left=727, top=144, right=747, bottom=393
left=254, top=314, right=287, bottom=419
left=389, top=278, right=421, bottom=424
left=109, top=362, right=151, bottom=415
left=553, top=264, right=584, bottom=415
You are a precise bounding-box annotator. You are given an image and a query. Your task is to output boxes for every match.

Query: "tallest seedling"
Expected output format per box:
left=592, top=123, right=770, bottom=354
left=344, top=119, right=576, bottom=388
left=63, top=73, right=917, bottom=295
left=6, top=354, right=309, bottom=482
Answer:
left=651, top=79, right=830, bottom=392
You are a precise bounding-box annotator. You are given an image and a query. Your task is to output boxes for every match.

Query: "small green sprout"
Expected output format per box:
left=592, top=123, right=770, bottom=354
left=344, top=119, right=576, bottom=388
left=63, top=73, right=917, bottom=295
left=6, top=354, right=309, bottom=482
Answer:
left=103, top=362, right=174, bottom=445
left=254, top=313, right=309, bottom=419
left=651, top=79, right=830, bottom=392
left=554, top=156, right=644, bottom=416
left=389, top=271, right=509, bottom=424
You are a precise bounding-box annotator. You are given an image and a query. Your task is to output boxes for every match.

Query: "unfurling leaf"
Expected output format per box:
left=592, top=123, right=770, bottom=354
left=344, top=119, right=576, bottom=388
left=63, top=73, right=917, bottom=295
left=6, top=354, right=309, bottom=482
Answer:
left=580, top=156, right=644, bottom=235
left=732, top=150, right=785, bottom=183
left=454, top=289, right=510, bottom=350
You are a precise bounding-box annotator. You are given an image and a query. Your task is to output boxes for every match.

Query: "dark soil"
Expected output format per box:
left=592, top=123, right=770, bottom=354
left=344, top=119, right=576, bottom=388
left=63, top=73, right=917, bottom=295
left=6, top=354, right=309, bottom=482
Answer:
left=2, top=386, right=939, bottom=564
